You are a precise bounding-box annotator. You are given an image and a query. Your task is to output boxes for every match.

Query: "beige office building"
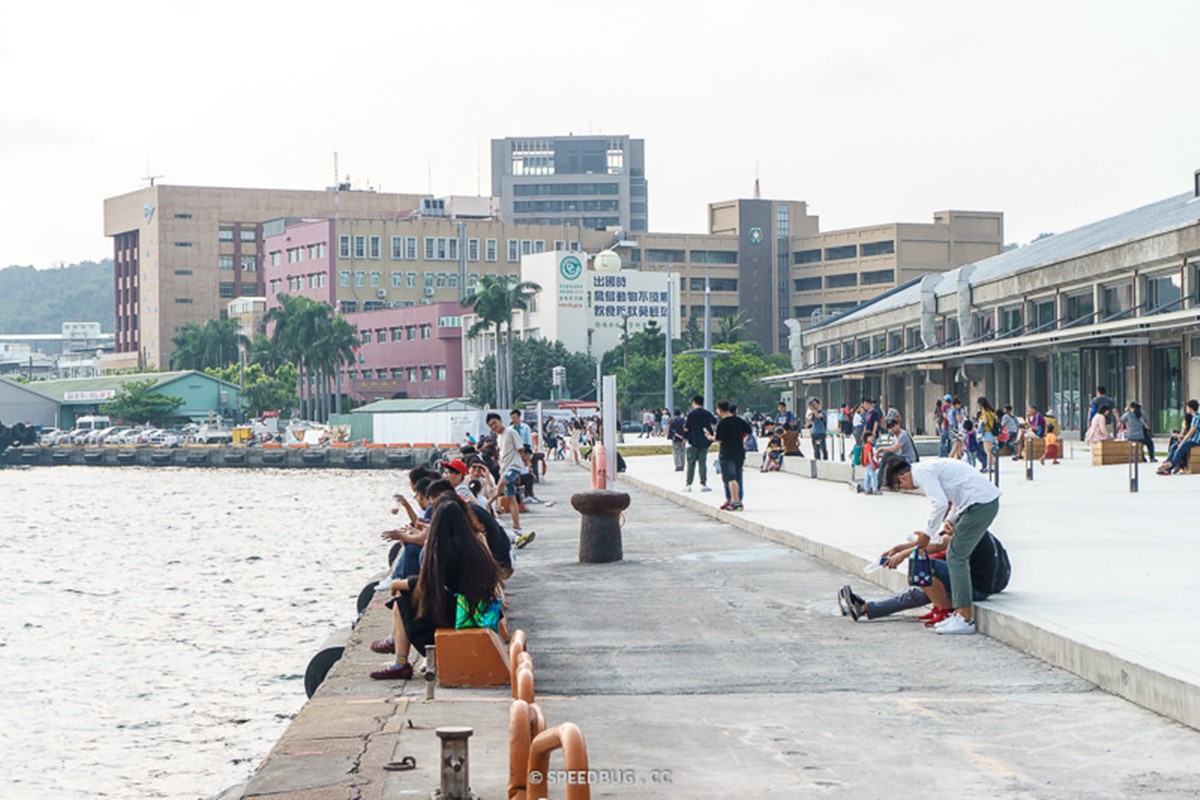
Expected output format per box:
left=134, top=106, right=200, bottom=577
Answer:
left=104, top=184, right=429, bottom=370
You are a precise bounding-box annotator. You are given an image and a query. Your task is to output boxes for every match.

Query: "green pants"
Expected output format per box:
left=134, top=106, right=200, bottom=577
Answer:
left=947, top=498, right=1000, bottom=610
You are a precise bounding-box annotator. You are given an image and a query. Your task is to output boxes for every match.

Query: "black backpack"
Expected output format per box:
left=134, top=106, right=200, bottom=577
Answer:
left=968, top=531, right=1011, bottom=595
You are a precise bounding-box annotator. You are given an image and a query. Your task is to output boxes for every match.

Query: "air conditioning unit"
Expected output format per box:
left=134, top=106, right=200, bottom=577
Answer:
left=376, top=288, right=387, bottom=299
left=424, top=287, right=436, bottom=297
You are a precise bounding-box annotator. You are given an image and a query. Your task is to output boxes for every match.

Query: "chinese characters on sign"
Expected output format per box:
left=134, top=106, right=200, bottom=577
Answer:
left=588, top=273, right=672, bottom=329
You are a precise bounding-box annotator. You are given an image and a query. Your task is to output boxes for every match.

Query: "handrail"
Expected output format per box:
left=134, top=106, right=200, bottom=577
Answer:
left=528, top=723, right=591, bottom=800
left=508, top=699, right=546, bottom=800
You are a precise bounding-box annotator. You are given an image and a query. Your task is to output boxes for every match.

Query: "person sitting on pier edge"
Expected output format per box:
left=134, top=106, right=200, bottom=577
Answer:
left=881, top=456, right=1001, bottom=635
left=371, top=487, right=504, bottom=679
left=837, top=528, right=1010, bottom=626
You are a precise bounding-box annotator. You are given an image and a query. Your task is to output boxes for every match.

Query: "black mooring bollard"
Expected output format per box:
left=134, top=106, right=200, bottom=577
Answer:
left=571, top=490, right=631, bottom=563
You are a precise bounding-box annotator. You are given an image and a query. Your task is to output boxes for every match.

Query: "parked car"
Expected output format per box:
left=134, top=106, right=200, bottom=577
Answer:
left=38, top=428, right=62, bottom=444
left=84, top=427, right=121, bottom=445
left=619, top=420, right=643, bottom=434
left=147, top=429, right=180, bottom=447
left=102, top=427, right=134, bottom=445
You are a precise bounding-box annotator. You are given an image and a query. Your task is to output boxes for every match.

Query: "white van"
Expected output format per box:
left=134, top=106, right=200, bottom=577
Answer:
left=74, top=415, right=112, bottom=432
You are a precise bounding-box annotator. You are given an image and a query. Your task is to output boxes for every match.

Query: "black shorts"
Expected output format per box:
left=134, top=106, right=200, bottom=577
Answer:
left=390, top=591, right=454, bottom=655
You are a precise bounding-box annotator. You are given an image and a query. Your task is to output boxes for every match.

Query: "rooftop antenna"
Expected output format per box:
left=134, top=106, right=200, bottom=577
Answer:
left=333, top=151, right=339, bottom=186
left=753, top=161, right=760, bottom=199
left=142, top=156, right=162, bottom=187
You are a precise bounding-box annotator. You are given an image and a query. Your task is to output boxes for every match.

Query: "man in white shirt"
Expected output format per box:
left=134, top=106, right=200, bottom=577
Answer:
left=488, top=412, right=527, bottom=538
left=882, top=458, right=1001, bottom=635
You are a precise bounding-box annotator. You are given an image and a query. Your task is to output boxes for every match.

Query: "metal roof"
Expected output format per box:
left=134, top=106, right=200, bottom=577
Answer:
left=818, top=191, right=1200, bottom=329
left=352, top=398, right=481, bottom=414
left=24, top=370, right=239, bottom=403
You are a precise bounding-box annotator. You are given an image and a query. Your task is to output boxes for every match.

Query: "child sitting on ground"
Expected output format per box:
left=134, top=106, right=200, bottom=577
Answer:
left=761, top=427, right=784, bottom=472
left=1041, top=432, right=1061, bottom=465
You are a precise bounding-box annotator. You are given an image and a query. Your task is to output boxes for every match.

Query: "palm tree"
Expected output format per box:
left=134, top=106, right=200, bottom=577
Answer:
left=502, top=278, right=541, bottom=407
left=462, top=275, right=512, bottom=407
left=267, top=295, right=326, bottom=419
left=169, top=318, right=247, bottom=371
left=716, top=311, right=753, bottom=345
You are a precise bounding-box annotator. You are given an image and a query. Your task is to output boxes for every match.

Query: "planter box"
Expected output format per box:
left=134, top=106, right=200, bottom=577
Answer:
left=1092, top=439, right=1142, bottom=466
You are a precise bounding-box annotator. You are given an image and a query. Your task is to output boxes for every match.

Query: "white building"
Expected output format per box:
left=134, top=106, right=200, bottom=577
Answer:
left=462, top=250, right=681, bottom=399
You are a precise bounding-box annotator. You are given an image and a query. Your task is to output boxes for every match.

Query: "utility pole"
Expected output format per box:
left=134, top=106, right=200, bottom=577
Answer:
left=621, top=314, right=629, bottom=370
left=683, top=274, right=729, bottom=409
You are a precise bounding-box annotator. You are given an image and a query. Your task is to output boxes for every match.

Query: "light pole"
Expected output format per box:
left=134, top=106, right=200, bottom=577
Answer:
left=683, top=274, right=729, bottom=408
left=664, top=272, right=674, bottom=413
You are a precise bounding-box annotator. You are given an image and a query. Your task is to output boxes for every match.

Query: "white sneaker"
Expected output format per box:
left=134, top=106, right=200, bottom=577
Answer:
left=934, top=613, right=976, bottom=635
left=683, top=485, right=693, bottom=492
left=700, top=485, right=713, bottom=493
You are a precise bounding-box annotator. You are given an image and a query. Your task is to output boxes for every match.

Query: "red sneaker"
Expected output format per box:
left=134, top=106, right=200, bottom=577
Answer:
left=917, top=609, right=938, bottom=621
left=923, top=607, right=951, bottom=627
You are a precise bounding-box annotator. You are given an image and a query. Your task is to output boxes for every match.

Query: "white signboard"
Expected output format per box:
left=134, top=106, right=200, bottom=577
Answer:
left=64, top=389, right=117, bottom=402
left=587, top=271, right=676, bottom=332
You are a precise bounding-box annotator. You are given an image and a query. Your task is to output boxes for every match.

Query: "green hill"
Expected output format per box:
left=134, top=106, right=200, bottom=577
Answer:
left=0, top=260, right=114, bottom=334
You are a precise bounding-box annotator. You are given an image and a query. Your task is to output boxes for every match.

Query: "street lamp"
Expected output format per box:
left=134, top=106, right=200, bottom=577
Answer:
left=683, top=274, right=729, bottom=408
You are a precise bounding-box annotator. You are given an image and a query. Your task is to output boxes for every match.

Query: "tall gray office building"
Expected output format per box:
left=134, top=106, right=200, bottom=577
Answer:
left=491, top=135, right=647, bottom=232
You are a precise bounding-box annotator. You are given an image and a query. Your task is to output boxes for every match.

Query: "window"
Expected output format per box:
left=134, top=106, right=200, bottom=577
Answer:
left=553, top=240, right=565, bottom=252
left=369, top=271, right=381, bottom=287
left=353, top=235, right=366, bottom=259
left=391, top=368, right=404, bottom=379
left=825, top=245, right=857, bottom=261
left=907, top=328, right=922, bottom=352
left=448, top=273, right=459, bottom=289
left=361, top=330, right=372, bottom=344
left=269, top=279, right=282, bottom=295
left=972, top=312, right=996, bottom=341
left=174, top=269, right=193, bottom=276
left=1101, top=281, right=1134, bottom=321
left=873, top=334, right=886, bottom=354
left=436, top=366, right=447, bottom=380
left=391, top=327, right=402, bottom=342
left=218, top=255, right=234, bottom=270
left=1144, top=272, right=1182, bottom=314
left=793, top=277, right=821, bottom=292
left=486, top=238, right=498, bottom=262
left=270, top=251, right=281, bottom=266
left=341, top=300, right=358, bottom=314
left=338, top=270, right=350, bottom=287
left=219, top=228, right=235, bottom=241
left=861, top=269, right=894, bottom=286
left=424, top=272, right=435, bottom=289
left=424, top=237, right=436, bottom=260
left=438, top=315, right=461, bottom=328
left=308, top=245, right=318, bottom=260
left=468, top=238, right=479, bottom=261
left=825, top=273, right=858, bottom=289
left=173, top=241, right=192, bottom=248
left=690, top=250, right=739, bottom=264
left=793, top=249, right=821, bottom=265
left=375, top=328, right=387, bottom=342
left=391, top=272, right=403, bottom=288
left=1029, top=297, right=1056, bottom=332
left=406, top=272, right=417, bottom=288
left=240, top=228, right=256, bottom=242
left=569, top=241, right=581, bottom=252
left=645, top=248, right=686, bottom=263
left=406, top=325, right=417, bottom=340
left=507, top=239, right=519, bottom=262
left=219, top=283, right=236, bottom=298
left=521, top=239, right=533, bottom=255
left=420, top=324, right=431, bottom=339
left=889, top=331, right=902, bottom=353
left=1000, top=305, right=1022, bottom=337
left=174, top=297, right=194, bottom=304
left=354, top=270, right=365, bottom=287
left=436, top=273, right=447, bottom=288
left=174, top=212, right=192, bottom=219
left=339, top=235, right=351, bottom=258
left=404, top=236, right=417, bottom=260
left=1064, top=290, right=1094, bottom=327
left=318, top=242, right=326, bottom=258
left=391, top=236, right=404, bottom=259
left=688, top=277, right=738, bottom=292
left=860, top=240, right=895, bottom=257
left=793, top=304, right=822, bottom=319
left=447, top=238, right=459, bottom=260
left=241, top=255, right=256, bottom=272
left=535, top=240, right=546, bottom=253
left=421, top=366, right=432, bottom=381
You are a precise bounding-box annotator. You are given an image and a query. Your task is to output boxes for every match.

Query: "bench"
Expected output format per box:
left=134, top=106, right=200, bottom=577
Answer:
left=1092, top=439, right=1142, bottom=466
left=433, top=627, right=511, bottom=687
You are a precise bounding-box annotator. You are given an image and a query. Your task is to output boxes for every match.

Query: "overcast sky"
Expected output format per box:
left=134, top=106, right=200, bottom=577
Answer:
left=2, top=0, right=1197, bottom=268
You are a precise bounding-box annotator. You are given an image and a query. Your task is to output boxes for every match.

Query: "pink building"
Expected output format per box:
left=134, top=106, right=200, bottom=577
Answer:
left=263, top=219, right=464, bottom=400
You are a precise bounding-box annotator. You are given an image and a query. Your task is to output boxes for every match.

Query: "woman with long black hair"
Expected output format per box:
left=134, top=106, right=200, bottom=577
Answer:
left=371, top=489, right=502, bottom=680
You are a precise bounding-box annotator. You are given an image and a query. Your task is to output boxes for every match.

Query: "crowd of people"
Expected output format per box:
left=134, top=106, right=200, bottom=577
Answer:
left=367, top=409, right=551, bottom=680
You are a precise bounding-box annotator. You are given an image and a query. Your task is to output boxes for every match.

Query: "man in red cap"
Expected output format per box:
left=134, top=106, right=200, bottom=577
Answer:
left=439, top=458, right=476, bottom=505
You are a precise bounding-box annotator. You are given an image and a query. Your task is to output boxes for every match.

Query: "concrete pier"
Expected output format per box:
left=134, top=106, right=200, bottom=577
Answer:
left=2, top=444, right=449, bottom=470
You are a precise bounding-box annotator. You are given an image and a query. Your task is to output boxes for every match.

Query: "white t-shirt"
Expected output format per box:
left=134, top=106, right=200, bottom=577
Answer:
left=910, top=459, right=1002, bottom=541
left=498, top=426, right=524, bottom=473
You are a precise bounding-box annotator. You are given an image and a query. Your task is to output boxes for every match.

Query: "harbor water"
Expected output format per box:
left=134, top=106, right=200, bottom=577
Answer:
left=1, top=465, right=404, bottom=799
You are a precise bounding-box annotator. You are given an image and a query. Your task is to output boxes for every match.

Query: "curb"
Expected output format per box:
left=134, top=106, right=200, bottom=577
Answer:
left=612, top=468, right=1200, bottom=732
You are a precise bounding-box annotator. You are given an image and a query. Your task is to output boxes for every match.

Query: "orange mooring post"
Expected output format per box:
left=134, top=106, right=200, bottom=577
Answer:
left=527, top=723, right=590, bottom=800
left=509, top=630, right=528, bottom=697
left=591, top=443, right=607, bottom=490
left=508, top=699, right=547, bottom=800
left=515, top=652, right=535, bottom=704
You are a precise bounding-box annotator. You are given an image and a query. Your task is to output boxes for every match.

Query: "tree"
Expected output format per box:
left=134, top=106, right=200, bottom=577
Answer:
left=469, top=338, right=595, bottom=406
left=601, top=320, right=667, bottom=375
left=672, top=340, right=791, bottom=413
left=169, top=318, right=248, bottom=371
left=682, top=314, right=703, bottom=350
left=716, top=311, right=753, bottom=345
left=461, top=275, right=542, bottom=408
left=99, top=379, right=185, bottom=425
left=206, top=362, right=299, bottom=418
left=266, top=295, right=358, bottom=421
